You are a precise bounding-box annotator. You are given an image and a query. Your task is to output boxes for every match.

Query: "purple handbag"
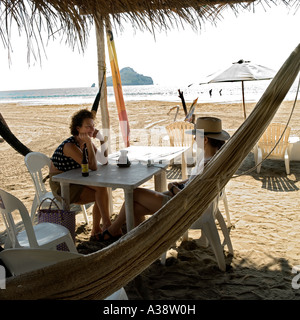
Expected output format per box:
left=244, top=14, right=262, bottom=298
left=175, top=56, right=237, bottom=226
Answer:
left=37, top=198, right=76, bottom=251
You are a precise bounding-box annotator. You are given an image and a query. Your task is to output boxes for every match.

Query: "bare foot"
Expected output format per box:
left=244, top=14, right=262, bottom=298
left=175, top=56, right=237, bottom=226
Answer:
left=102, top=222, right=112, bottom=232
left=91, top=227, right=102, bottom=237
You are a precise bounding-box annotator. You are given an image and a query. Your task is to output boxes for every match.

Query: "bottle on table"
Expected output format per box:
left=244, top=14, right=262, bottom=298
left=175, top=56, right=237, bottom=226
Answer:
left=81, top=143, right=89, bottom=177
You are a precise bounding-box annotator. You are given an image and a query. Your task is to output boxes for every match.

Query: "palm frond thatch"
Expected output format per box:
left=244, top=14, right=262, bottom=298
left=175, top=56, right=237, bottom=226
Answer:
left=0, top=0, right=297, bottom=61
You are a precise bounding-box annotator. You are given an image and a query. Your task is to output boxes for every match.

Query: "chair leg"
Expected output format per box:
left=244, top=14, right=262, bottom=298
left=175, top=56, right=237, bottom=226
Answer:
left=81, top=205, right=89, bottom=224
left=256, top=148, right=262, bottom=173
left=63, top=234, right=77, bottom=253
left=202, top=217, right=226, bottom=271
left=215, top=209, right=234, bottom=255
left=30, top=196, right=39, bottom=222
left=221, top=191, right=231, bottom=227
left=285, top=151, right=290, bottom=175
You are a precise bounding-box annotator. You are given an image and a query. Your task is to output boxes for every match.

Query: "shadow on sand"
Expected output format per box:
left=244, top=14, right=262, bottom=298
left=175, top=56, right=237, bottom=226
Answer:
left=124, top=238, right=300, bottom=300
left=236, top=152, right=300, bottom=192
left=75, top=223, right=300, bottom=300
left=75, top=155, right=300, bottom=300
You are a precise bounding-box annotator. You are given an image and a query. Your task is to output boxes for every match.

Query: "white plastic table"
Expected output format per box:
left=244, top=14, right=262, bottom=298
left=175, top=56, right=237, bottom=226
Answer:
left=110, top=145, right=189, bottom=180
left=52, top=162, right=167, bottom=231
left=52, top=146, right=188, bottom=231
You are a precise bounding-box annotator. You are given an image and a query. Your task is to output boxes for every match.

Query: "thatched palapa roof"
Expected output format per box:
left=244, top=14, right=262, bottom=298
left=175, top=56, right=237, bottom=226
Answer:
left=0, top=0, right=298, bottom=59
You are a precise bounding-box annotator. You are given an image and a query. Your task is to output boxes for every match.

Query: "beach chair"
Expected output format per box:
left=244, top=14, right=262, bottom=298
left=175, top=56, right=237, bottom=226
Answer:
left=219, top=188, right=231, bottom=227
left=165, top=121, right=195, bottom=178
left=166, top=122, right=231, bottom=226
left=0, top=188, right=77, bottom=252
left=25, top=152, right=90, bottom=223
left=166, top=121, right=195, bottom=148
left=0, top=248, right=81, bottom=276
left=0, top=248, right=128, bottom=299
left=254, top=123, right=291, bottom=174
left=161, top=196, right=233, bottom=271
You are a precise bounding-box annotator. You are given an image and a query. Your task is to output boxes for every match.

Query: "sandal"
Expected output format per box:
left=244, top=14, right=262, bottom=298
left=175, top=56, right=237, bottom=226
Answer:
left=89, top=233, right=102, bottom=241
left=101, top=229, right=122, bottom=242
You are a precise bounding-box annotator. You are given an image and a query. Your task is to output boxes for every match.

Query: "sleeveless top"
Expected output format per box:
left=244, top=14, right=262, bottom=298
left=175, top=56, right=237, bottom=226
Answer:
left=51, top=136, right=82, bottom=172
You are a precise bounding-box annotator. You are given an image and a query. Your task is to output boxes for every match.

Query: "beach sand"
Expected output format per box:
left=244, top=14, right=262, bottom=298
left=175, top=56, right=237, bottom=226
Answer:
left=0, top=99, right=300, bottom=300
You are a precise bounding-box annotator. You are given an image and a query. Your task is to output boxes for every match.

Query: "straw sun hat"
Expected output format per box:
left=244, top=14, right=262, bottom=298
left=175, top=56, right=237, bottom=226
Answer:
left=187, top=117, right=230, bottom=141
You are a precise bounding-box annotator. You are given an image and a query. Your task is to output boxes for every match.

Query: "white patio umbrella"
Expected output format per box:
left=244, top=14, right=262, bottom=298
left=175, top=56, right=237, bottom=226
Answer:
left=201, top=59, right=277, bottom=119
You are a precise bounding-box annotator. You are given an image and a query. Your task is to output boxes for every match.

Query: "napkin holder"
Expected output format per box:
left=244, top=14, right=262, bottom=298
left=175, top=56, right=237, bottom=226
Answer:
left=117, top=150, right=131, bottom=167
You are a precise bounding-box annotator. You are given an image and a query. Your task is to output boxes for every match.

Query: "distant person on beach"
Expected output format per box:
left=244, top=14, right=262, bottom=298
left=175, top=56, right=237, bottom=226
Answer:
left=209, top=89, right=213, bottom=97
left=49, top=109, right=111, bottom=239
left=98, top=117, right=230, bottom=241
left=219, top=89, right=222, bottom=96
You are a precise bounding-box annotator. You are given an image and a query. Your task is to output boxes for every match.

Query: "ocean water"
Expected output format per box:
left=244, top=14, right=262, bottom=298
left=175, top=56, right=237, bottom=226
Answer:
left=0, top=80, right=298, bottom=106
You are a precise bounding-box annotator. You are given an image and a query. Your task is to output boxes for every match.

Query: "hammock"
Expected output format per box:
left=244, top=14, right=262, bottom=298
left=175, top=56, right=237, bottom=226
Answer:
left=1, top=43, right=300, bottom=300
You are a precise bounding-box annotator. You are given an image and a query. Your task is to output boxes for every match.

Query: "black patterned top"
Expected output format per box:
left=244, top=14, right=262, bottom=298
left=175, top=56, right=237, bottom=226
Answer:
left=51, top=136, right=82, bottom=172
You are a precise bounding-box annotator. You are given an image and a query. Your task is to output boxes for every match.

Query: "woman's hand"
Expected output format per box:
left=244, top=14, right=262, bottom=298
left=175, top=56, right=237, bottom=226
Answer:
left=93, top=130, right=108, bottom=165
left=78, top=132, right=92, bottom=145
left=93, top=129, right=99, bottom=139
left=168, top=182, right=180, bottom=196
left=168, top=182, right=178, bottom=190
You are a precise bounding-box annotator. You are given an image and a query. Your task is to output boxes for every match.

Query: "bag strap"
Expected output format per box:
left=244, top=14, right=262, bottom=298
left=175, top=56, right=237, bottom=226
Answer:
left=38, top=197, right=62, bottom=211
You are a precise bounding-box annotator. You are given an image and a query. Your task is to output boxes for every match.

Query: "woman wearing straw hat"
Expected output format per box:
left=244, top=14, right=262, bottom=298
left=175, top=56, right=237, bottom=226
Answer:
left=98, top=117, right=230, bottom=241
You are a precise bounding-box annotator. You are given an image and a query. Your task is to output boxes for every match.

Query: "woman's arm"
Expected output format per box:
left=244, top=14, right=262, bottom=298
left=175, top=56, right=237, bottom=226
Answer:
left=84, top=138, right=98, bottom=170
left=63, top=135, right=98, bottom=171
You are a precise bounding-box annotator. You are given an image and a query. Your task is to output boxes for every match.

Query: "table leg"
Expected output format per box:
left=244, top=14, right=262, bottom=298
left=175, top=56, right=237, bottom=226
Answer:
left=124, top=189, right=134, bottom=231
left=108, top=187, right=113, bottom=216
left=181, top=152, right=188, bottom=180
left=60, top=182, right=70, bottom=209
left=154, top=170, right=167, bottom=192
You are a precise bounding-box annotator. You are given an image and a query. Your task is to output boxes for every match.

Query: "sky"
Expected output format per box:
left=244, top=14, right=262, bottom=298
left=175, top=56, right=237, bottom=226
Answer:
left=0, top=4, right=299, bottom=91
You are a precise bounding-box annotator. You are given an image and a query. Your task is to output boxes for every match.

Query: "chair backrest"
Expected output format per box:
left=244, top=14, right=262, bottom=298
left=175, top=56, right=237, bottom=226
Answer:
left=258, top=123, right=291, bottom=158
left=166, top=121, right=194, bottom=147
left=0, top=189, right=38, bottom=248
left=25, top=152, right=51, bottom=201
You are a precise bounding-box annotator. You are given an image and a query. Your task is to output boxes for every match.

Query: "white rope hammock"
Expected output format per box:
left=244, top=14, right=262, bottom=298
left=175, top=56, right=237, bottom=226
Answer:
left=1, top=43, right=300, bottom=300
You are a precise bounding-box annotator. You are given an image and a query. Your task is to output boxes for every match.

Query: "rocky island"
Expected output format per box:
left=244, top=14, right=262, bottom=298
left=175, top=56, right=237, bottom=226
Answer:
left=106, top=67, right=153, bottom=86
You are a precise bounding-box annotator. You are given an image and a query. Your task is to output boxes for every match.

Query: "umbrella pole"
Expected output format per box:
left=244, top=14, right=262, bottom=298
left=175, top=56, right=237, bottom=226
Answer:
left=242, top=81, right=247, bottom=119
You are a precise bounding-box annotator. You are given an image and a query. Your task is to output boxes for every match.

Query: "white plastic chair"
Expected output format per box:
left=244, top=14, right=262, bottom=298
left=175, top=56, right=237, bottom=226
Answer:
left=254, top=123, right=291, bottom=174
left=0, top=248, right=128, bottom=299
left=219, top=188, right=231, bottom=227
left=161, top=196, right=233, bottom=271
left=166, top=121, right=195, bottom=148
left=0, top=189, right=77, bottom=252
left=24, top=152, right=90, bottom=223
left=104, top=287, right=128, bottom=300
left=0, top=248, right=81, bottom=276
left=165, top=121, right=195, bottom=178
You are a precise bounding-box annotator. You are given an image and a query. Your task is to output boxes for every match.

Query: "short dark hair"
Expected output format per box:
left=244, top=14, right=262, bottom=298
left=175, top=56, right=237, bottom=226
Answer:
left=207, top=137, right=225, bottom=150
left=70, top=109, right=95, bottom=136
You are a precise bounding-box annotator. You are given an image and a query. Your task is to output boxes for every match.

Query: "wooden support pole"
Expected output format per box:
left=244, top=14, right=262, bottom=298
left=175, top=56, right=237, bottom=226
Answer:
left=95, top=16, right=114, bottom=216
left=95, top=16, right=111, bottom=153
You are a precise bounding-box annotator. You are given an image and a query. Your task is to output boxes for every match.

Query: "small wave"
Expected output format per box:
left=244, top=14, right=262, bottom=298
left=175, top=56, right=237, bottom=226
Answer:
left=0, top=82, right=298, bottom=106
